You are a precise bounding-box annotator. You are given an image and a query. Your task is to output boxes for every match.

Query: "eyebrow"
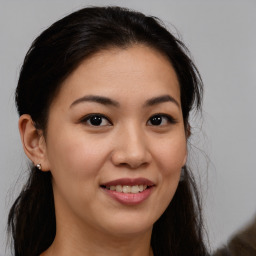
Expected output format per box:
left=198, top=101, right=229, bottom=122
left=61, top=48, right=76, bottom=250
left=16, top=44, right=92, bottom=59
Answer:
left=144, top=95, right=180, bottom=108
left=70, top=95, right=120, bottom=108
left=70, top=94, right=180, bottom=109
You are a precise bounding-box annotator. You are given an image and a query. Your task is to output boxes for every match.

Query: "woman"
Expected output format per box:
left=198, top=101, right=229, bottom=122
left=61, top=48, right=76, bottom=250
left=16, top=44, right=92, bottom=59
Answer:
left=8, top=6, right=208, bottom=256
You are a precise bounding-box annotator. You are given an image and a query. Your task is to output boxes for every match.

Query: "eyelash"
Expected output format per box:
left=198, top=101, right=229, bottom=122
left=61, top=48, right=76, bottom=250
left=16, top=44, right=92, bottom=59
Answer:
left=80, top=113, right=112, bottom=126
left=80, top=113, right=177, bottom=127
left=147, top=113, right=177, bottom=126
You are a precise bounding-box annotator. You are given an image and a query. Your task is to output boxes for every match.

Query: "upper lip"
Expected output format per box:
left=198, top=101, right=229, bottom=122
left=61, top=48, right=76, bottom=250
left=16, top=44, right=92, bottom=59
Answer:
left=101, top=178, right=155, bottom=187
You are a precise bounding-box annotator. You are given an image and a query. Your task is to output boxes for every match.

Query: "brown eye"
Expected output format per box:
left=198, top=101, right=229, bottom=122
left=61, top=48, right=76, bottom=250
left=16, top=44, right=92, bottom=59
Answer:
left=149, top=115, right=163, bottom=126
left=82, top=114, right=112, bottom=126
left=147, top=114, right=177, bottom=126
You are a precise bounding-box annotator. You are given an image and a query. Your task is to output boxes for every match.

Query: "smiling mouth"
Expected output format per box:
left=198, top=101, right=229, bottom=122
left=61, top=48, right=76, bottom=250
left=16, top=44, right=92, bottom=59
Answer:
left=100, top=178, right=154, bottom=204
left=101, top=185, right=150, bottom=194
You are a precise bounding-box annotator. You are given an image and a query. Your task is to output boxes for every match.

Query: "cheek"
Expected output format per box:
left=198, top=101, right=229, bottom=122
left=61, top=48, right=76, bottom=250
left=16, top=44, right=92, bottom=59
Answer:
left=46, top=128, right=110, bottom=181
left=155, top=134, right=187, bottom=174
left=45, top=129, right=111, bottom=211
left=146, top=133, right=186, bottom=220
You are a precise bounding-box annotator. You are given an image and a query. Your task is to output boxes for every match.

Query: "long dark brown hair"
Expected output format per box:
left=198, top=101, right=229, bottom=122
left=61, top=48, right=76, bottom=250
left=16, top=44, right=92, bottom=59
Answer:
left=8, top=6, right=208, bottom=256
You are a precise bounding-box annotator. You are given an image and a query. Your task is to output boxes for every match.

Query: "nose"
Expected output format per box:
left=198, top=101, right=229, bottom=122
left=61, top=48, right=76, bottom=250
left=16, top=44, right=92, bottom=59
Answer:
left=111, top=125, right=152, bottom=169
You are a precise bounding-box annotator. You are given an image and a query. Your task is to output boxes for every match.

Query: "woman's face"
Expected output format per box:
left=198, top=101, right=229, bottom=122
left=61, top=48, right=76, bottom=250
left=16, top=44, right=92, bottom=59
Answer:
left=43, top=45, right=187, bottom=238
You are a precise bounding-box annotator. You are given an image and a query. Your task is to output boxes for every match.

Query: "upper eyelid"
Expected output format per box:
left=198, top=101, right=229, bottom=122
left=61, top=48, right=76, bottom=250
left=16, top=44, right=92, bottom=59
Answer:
left=80, top=113, right=112, bottom=124
left=148, top=113, right=177, bottom=122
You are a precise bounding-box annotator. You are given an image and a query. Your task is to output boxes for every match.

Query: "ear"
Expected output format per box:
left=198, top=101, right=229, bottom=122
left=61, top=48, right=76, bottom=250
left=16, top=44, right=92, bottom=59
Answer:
left=18, top=114, right=50, bottom=171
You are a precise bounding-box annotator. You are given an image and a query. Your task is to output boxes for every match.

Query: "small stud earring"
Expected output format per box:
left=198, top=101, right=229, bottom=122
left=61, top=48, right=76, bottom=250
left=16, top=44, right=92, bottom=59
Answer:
left=36, top=163, right=42, bottom=170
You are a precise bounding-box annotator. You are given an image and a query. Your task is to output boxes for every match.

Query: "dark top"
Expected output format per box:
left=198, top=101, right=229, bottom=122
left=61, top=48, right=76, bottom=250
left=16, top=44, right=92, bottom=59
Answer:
left=213, top=216, right=256, bottom=256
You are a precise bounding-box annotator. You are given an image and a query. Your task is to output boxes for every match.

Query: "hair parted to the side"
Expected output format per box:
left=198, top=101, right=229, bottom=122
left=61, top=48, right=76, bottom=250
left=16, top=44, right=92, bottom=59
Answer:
left=9, top=6, right=208, bottom=256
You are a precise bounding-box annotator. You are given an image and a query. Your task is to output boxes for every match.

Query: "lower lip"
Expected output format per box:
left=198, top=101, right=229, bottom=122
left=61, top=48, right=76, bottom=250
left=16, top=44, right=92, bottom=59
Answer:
left=102, top=187, right=153, bottom=205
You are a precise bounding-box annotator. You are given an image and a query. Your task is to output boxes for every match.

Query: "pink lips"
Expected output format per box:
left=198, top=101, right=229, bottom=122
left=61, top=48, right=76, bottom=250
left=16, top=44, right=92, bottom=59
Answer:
left=101, top=178, right=154, bottom=205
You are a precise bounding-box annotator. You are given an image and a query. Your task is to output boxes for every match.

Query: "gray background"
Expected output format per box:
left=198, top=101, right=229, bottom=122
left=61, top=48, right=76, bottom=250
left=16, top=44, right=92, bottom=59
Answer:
left=1, top=0, right=255, bottom=255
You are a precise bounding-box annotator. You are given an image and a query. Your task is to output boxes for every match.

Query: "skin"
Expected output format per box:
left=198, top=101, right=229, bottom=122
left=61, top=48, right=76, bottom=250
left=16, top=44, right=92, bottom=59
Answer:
left=19, top=45, right=187, bottom=256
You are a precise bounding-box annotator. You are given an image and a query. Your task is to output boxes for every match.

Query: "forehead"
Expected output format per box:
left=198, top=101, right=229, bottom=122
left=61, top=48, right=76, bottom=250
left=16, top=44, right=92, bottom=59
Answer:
left=52, top=45, right=180, bottom=108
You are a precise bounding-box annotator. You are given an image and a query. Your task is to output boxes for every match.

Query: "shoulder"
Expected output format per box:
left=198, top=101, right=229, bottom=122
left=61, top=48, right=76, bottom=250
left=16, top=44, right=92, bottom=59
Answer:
left=213, top=216, right=256, bottom=256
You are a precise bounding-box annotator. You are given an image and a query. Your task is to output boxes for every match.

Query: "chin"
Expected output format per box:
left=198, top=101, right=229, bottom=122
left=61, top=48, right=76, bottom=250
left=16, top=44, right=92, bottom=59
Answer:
left=99, top=213, right=155, bottom=237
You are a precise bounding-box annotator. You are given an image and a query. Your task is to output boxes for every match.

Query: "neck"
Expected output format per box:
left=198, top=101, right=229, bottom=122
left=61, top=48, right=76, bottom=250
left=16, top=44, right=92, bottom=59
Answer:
left=41, top=218, right=153, bottom=256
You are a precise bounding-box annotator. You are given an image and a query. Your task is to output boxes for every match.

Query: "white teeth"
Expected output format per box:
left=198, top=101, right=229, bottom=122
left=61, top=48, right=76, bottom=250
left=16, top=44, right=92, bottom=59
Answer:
left=122, top=185, right=131, bottom=193
left=105, top=185, right=149, bottom=193
left=116, top=185, right=122, bottom=192
left=131, top=185, right=139, bottom=193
